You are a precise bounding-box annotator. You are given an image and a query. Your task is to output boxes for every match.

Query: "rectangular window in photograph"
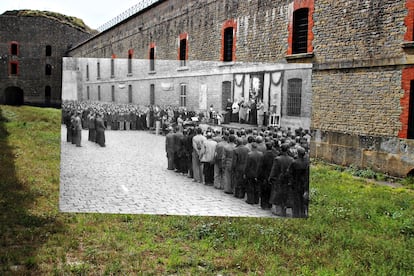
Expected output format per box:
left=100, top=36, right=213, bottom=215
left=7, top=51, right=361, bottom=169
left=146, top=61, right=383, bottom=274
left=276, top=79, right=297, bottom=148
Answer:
left=150, top=84, right=155, bottom=105
left=287, top=78, right=302, bottom=116
left=128, top=85, right=133, bottom=103
left=180, top=84, right=187, bottom=107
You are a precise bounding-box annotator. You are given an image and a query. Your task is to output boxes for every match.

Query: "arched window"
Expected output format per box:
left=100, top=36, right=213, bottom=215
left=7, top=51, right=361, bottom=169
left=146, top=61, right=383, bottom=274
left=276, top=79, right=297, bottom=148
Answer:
left=292, top=8, right=309, bottom=54
left=221, top=20, right=237, bottom=62
left=287, top=79, right=302, bottom=116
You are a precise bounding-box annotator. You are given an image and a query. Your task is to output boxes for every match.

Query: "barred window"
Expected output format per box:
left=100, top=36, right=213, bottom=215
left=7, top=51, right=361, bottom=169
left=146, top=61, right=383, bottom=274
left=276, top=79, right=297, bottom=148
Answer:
left=111, top=85, right=115, bottom=102
left=287, top=78, right=302, bottom=116
left=292, top=8, right=309, bottom=54
left=180, top=84, right=187, bottom=107
left=223, top=27, right=234, bottom=62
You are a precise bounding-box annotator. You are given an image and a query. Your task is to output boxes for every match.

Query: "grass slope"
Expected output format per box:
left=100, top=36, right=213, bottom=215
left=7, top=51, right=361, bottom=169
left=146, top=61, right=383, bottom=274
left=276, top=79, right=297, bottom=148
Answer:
left=0, top=105, right=413, bottom=275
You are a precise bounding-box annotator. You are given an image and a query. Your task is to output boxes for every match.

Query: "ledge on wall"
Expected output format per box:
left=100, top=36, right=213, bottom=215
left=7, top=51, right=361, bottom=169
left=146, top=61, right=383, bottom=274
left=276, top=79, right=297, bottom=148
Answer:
left=401, top=41, right=414, bottom=48
left=285, top=52, right=314, bottom=61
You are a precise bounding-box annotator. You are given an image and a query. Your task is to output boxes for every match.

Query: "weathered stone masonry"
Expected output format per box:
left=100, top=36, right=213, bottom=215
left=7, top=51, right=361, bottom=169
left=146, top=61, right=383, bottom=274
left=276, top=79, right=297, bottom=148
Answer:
left=67, top=0, right=414, bottom=176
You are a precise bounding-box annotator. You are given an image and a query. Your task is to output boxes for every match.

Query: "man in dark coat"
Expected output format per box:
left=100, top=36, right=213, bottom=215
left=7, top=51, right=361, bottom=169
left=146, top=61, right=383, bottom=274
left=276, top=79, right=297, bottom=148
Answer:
left=165, top=127, right=175, bottom=170
left=260, top=142, right=276, bottom=209
left=95, top=113, right=106, bottom=147
left=173, top=126, right=185, bottom=173
left=269, top=143, right=294, bottom=217
left=87, top=112, right=96, bottom=142
left=288, top=146, right=309, bottom=218
left=223, top=135, right=236, bottom=194
left=244, top=142, right=263, bottom=204
left=73, top=111, right=83, bottom=147
left=232, top=137, right=250, bottom=198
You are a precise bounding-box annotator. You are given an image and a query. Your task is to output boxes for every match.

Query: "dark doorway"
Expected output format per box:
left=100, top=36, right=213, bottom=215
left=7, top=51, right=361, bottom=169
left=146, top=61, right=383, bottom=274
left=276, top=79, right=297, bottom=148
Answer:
left=222, top=81, right=232, bottom=110
left=45, top=86, right=51, bottom=106
left=407, top=80, right=414, bottom=139
left=4, top=86, right=24, bottom=105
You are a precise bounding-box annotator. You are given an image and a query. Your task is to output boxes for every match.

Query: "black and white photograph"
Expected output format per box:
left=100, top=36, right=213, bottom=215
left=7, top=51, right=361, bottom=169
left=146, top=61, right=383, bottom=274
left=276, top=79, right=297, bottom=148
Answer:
left=60, top=58, right=313, bottom=218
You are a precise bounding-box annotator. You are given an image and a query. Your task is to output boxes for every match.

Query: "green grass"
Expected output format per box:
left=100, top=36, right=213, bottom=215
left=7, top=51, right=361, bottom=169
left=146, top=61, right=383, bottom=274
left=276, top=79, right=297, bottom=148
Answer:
left=1, top=105, right=413, bottom=275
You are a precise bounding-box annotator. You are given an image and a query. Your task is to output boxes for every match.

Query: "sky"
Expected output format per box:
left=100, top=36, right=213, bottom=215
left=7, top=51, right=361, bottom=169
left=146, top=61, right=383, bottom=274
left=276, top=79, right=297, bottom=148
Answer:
left=0, top=0, right=142, bottom=30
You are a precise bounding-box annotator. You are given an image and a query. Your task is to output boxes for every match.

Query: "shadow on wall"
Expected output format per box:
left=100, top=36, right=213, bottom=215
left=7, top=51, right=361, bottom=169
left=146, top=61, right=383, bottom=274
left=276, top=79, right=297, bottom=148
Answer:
left=0, top=106, right=63, bottom=273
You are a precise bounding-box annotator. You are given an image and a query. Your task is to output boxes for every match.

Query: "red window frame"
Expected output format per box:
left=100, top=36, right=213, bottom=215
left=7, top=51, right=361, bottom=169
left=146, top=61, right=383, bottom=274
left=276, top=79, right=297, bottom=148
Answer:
left=220, top=19, right=237, bottom=62
left=287, top=0, right=314, bottom=55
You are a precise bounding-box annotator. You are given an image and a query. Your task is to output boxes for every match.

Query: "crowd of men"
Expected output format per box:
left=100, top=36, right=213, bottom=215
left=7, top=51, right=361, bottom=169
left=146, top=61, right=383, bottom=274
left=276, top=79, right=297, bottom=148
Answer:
left=62, top=100, right=201, bottom=135
left=62, top=100, right=311, bottom=217
left=165, top=125, right=311, bottom=218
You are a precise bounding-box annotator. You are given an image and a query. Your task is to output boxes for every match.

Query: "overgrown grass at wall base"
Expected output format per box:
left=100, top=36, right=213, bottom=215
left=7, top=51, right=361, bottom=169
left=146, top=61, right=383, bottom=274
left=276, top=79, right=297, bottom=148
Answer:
left=0, top=105, right=413, bottom=274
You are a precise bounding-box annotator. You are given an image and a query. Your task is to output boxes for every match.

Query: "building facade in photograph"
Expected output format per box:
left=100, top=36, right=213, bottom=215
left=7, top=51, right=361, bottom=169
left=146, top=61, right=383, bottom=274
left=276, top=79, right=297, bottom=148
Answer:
left=0, top=10, right=94, bottom=107
left=63, top=58, right=312, bottom=129
left=66, top=0, right=414, bottom=176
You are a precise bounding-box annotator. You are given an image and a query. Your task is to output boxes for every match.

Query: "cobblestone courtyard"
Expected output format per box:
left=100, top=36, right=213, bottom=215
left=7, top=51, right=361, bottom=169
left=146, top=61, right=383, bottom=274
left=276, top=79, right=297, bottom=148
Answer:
left=59, top=126, right=276, bottom=217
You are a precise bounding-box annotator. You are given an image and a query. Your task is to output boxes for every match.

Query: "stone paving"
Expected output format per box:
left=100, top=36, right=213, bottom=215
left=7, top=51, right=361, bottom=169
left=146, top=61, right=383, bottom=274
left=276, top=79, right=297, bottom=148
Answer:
left=59, top=126, right=277, bottom=218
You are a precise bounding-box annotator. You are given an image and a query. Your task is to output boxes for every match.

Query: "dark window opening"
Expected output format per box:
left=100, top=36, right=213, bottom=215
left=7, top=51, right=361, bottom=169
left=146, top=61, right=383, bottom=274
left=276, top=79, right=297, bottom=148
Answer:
left=222, top=81, right=232, bottom=110
left=292, top=8, right=309, bottom=54
left=179, top=39, right=187, bottom=66
left=10, top=62, right=18, bottom=75
left=407, top=80, right=414, bottom=138
left=180, top=84, right=187, bottom=107
left=287, top=79, right=302, bottom=116
left=128, top=52, right=133, bottom=74
left=149, top=48, right=155, bottom=71
left=128, top=85, right=133, bottom=103
left=111, top=58, right=115, bottom=78
left=86, top=65, right=89, bottom=80
left=223, top=27, right=234, bottom=62
left=46, top=45, right=52, bottom=56
left=11, top=43, right=18, bottom=56
left=111, top=85, right=115, bottom=102
left=87, top=86, right=90, bottom=100
left=97, top=62, right=101, bottom=79
left=45, top=86, right=51, bottom=105
left=45, top=64, right=52, bottom=75
left=150, top=84, right=155, bottom=105
left=98, top=86, right=101, bottom=101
